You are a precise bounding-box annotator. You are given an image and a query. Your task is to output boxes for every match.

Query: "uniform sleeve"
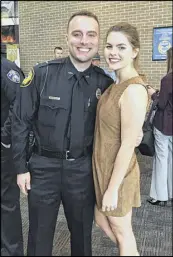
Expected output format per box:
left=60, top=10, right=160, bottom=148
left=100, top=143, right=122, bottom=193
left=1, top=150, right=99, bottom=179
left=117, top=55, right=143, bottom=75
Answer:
left=12, top=67, right=39, bottom=174
left=93, top=65, right=114, bottom=92
left=1, top=68, right=25, bottom=145
left=157, top=76, right=170, bottom=110
left=102, top=75, right=114, bottom=92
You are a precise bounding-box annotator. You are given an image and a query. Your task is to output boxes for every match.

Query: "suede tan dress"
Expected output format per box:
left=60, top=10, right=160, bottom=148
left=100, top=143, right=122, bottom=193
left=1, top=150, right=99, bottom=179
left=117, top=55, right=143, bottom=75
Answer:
left=92, top=76, right=148, bottom=217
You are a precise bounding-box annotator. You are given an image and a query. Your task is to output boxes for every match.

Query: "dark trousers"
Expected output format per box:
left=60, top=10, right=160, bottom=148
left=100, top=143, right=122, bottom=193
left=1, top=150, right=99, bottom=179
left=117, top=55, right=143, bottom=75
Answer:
left=1, top=148, right=24, bottom=256
left=27, top=153, right=95, bottom=256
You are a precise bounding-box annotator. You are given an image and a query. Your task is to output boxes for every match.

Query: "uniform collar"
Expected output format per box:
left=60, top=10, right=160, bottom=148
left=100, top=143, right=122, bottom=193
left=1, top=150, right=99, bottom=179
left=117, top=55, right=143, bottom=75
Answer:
left=66, top=56, right=92, bottom=84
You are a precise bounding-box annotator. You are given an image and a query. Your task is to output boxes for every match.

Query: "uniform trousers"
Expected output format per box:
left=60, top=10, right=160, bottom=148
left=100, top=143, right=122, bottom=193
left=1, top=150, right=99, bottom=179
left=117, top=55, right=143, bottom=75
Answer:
left=150, top=127, right=173, bottom=201
left=27, top=153, right=95, bottom=256
left=1, top=147, right=24, bottom=256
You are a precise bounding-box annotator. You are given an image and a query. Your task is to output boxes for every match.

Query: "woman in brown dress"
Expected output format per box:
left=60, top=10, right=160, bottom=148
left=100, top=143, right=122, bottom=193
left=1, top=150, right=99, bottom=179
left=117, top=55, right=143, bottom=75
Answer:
left=92, top=23, right=149, bottom=256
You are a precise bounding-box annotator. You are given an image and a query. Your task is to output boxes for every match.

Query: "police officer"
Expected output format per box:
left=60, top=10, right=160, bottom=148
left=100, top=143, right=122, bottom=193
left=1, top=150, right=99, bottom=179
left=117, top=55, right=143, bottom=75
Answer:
left=1, top=57, right=24, bottom=256
left=12, top=11, right=114, bottom=256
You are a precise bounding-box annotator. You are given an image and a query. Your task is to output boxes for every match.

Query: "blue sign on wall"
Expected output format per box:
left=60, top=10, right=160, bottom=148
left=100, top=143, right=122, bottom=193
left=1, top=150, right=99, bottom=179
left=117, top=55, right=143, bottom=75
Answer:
left=152, top=27, right=172, bottom=61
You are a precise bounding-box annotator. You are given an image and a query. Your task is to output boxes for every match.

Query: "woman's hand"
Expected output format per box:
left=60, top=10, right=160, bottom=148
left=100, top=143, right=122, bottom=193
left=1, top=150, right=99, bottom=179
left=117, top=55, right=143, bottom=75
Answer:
left=102, top=187, right=118, bottom=212
left=147, top=85, right=156, bottom=96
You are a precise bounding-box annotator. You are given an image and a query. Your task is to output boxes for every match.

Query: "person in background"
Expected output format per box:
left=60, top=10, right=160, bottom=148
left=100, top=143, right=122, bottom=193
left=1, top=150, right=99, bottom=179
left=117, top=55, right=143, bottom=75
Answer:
left=54, top=46, right=63, bottom=59
left=91, top=52, right=101, bottom=67
left=92, top=22, right=149, bottom=256
left=1, top=56, right=24, bottom=256
left=147, top=46, right=173, bottom=206
left=92, top=52, right=116, bottom=81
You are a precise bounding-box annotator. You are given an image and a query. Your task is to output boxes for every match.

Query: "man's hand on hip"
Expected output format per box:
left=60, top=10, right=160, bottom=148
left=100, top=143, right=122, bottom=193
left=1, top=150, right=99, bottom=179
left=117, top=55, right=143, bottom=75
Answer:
left=17, top=172, right=31, bottom=195
left=136, top=130, right=144, bottom=147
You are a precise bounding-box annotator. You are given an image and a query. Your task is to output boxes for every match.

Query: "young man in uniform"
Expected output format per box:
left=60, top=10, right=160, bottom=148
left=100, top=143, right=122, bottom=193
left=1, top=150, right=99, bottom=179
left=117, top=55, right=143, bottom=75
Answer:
left=12, top=11, right=114, bottom=256
left=1, top=57, right=24, bottom=256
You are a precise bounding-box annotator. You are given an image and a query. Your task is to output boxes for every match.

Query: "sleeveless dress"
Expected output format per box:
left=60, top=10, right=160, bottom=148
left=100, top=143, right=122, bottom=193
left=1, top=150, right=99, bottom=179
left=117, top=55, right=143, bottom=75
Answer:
left=92, top=76, right=148, bottom=217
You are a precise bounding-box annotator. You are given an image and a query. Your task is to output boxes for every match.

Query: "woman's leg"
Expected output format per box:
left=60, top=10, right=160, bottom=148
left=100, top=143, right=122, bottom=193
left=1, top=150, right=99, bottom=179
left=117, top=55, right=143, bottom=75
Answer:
left=107, top=209, right=139, bottom=256
left=94, top=205, right=117, bottom=244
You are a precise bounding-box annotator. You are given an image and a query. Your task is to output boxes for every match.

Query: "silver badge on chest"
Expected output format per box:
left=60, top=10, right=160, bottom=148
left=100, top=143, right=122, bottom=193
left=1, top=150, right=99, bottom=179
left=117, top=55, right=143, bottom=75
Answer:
left=96, top=88, right=101, bottom=99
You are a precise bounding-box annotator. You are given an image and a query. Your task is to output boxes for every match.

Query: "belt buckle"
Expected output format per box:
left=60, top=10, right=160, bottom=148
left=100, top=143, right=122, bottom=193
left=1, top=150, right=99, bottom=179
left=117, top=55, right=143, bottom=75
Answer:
left=65, top=150, right=70, bottom=160
left=65, top=150, right=75, bottom=161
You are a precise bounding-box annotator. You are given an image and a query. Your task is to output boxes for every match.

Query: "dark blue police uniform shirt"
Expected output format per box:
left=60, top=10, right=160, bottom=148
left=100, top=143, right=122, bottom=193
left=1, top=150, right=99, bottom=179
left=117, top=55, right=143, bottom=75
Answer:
left=12, top=57, right=114, bottom=174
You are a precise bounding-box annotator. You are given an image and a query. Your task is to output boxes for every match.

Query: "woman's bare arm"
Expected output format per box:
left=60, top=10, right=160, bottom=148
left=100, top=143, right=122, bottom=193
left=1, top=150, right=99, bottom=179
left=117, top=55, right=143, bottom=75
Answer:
left=107, top=84, right=148, bottom=191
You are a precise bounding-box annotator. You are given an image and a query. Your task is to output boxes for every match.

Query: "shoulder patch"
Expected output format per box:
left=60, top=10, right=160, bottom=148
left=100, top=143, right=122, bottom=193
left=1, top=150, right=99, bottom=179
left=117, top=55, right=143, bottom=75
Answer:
left=20, top=68, right=34, bottom=87
left=7, top=69, right=20, bottom=83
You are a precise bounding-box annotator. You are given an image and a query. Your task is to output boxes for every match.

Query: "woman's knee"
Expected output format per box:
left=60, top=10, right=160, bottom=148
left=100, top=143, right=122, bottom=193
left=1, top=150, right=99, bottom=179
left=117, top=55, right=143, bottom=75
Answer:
left=109, top=222, right=130, bottom=241
left=108, top=212, right=133, bottom=242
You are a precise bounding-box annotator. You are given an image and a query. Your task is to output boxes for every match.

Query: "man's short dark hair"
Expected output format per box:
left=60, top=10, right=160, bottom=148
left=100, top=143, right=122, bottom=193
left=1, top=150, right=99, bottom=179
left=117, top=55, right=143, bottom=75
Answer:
left=67, top=10, right=99, bottom=31
left=54, top=47, right=63, bottom=53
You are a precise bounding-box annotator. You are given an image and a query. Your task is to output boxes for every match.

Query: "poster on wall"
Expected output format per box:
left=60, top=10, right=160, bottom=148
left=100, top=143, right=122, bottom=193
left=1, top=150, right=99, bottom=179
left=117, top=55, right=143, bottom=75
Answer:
left=152, top=27, right=173, bottom=61
left=1, top=1, right=20, bottom=66
left=1, top=1, right=18, bottom=18
left=7, top=43, right=18, bottom=60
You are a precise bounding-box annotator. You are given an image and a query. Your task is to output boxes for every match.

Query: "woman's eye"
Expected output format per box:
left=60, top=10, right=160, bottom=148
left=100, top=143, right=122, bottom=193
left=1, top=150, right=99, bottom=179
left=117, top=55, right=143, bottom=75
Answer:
left=119, top=46, right=126, bottom=50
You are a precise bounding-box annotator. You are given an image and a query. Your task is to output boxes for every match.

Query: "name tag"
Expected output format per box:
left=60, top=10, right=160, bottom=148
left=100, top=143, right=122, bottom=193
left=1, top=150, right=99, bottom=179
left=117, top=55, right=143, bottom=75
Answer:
left=48, top=96, right=60, bottom=100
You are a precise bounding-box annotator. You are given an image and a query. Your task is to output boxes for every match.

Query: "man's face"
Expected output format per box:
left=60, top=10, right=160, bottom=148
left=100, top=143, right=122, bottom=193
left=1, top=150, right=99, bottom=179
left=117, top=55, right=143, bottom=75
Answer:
left=67, top=16, right=99, bottom=64
left=54, top=49, right=63, bottom=59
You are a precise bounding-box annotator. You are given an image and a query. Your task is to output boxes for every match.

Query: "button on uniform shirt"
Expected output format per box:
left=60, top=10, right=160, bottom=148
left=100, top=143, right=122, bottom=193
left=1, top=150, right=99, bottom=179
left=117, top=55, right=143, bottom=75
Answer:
left=12, top=57, right=114, bottom=174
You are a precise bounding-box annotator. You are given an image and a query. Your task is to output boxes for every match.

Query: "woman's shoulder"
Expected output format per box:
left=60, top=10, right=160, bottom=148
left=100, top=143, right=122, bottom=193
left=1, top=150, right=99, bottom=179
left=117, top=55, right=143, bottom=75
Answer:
left=121, top=83, right=148, bottom=106
left=126, top=83, right=148, bottom=94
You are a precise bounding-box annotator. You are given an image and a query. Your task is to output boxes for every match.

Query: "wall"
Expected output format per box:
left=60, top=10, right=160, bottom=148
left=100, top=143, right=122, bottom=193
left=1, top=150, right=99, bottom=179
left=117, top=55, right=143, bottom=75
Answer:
left=19, top=1, right=172, bottom=88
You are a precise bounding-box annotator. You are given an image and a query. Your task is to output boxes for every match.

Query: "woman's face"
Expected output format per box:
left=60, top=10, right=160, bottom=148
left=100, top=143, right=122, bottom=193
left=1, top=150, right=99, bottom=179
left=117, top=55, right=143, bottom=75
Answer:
left=104, top=31, right=138, bottom=71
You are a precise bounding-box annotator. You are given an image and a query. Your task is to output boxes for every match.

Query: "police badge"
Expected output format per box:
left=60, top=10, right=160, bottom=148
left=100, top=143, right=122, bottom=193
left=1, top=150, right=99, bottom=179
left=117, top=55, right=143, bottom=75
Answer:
left=96, top=88, right=101, bottom=99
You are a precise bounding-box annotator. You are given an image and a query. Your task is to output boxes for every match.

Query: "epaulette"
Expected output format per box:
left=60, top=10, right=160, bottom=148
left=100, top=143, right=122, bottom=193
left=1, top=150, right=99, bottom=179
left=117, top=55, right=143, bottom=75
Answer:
left=37, top=58, right=66, bottom=68
left=93, top=65, right=112, bottom=79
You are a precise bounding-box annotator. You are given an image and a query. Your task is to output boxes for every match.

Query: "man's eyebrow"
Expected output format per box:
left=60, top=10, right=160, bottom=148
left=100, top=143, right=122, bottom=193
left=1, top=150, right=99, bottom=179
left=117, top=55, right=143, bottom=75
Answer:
left=71, top=30, right=82, bottom=33
left=71, top=30, right=97, bottom=34
left=87, top=31, right=97, bottom=34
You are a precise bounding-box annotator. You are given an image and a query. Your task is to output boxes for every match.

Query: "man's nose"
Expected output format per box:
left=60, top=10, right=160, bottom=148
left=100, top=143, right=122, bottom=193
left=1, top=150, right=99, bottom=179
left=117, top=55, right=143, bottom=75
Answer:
left=80, top=35, right=89, bottom=45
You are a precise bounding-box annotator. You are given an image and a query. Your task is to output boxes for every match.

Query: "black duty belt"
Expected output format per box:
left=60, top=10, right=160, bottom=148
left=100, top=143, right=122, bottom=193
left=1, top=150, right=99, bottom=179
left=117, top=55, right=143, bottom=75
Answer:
left=34, top=146, right=92, bottom=160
